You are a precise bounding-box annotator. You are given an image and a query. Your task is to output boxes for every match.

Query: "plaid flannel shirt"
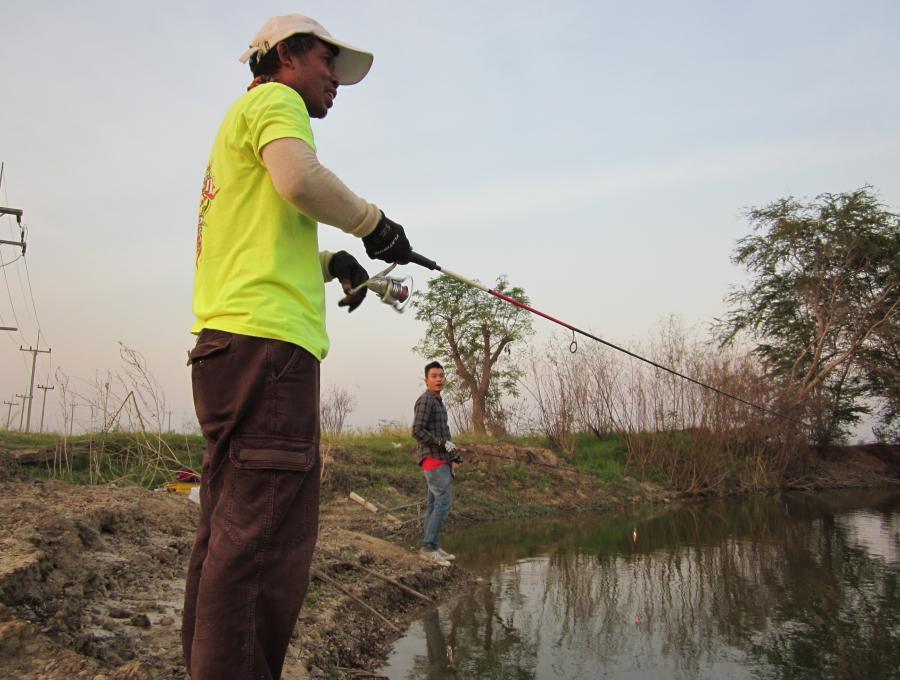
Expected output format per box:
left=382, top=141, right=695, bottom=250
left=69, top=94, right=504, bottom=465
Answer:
left=412, top=390, right=458, bottom=466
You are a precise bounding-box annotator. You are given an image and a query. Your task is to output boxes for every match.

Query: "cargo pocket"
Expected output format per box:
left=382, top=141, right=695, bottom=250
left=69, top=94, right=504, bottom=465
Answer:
left=187, top=332, right=232, bottom=366
left=189, top=333, right=234, bottom=432
left=224, top=435, right=320, bottom=551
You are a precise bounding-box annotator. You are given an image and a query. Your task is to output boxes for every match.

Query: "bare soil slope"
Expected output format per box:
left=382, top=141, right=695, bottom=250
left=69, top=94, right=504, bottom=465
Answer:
left=0, top=441, right=896, bottom=679
left=0, top=477, right=480, bottom=680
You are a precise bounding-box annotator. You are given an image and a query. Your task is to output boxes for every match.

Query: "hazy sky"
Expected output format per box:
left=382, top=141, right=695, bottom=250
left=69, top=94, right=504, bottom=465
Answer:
left=1, top=0, right=898, bottom=434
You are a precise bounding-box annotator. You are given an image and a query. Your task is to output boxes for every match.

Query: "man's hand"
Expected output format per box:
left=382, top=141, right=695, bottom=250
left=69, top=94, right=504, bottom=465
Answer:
left=444, top=440, right=457, bottom=454
left=329, top=251, right=369, bottom=312
left=363, top=213, right=412, bottom=264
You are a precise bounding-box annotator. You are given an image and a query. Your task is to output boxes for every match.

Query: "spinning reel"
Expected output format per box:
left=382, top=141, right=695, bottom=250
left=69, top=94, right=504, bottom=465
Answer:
left=350, top=263, right=413, bottom=313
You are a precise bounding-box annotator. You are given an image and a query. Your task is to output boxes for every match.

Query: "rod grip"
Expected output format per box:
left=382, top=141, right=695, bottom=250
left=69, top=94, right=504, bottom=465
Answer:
left=407, top=251, right=440, bottom=270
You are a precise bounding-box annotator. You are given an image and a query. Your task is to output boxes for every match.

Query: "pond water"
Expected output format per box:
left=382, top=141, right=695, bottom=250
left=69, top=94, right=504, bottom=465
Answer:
left=380, top=489, right=900, bottom=679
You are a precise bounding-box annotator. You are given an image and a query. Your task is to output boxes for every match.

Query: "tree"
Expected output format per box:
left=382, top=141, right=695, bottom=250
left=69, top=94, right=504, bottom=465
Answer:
left=413, top=275, right=534, bottom=434
left=320, top=386, right=355, bottom=436
left=718, top=187, right=899, bottom=445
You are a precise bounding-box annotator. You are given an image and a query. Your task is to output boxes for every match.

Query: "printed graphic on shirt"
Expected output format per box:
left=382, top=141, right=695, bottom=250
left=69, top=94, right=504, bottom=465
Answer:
left=196, top=162, right=219, bottom=266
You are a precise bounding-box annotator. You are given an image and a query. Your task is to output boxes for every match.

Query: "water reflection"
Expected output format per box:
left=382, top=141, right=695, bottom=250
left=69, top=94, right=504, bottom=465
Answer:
left=381, top=490, right=900, bottom=679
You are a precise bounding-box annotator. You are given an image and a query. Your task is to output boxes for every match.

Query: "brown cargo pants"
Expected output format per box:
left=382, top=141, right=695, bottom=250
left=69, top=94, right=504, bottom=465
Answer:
left=182, top=329, right=321, bottom=680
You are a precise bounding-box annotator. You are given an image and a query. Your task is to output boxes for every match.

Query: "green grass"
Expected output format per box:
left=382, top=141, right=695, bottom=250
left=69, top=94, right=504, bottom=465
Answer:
left=0, top=431, right=60, bottom=447
left=1, top=431, right=205, bottom=488
left=568, top=433, right=627, bottom=482
left=510, top=463, right=529, bottom=481
left=0, top=428, right=698, bottom=521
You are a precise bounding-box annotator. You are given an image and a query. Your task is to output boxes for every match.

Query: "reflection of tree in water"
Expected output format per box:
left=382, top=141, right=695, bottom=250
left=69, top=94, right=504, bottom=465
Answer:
left=432, top=491, right=899, bottom=678
left=404, top=608, right=453, bottom=680
left=745, top=502, right=900, bottom=679
left=442, top=575, right=538, bottom=679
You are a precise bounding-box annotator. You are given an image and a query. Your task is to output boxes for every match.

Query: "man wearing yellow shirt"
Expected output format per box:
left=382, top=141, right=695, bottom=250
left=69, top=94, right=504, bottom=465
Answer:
left=183, top=14, right=412, bottom=679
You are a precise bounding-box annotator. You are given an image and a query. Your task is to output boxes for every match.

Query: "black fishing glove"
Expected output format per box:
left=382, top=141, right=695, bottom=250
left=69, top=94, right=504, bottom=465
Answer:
left=329, top=250, right=369, bottom=313
left=362, top=212, right=412, bottom=264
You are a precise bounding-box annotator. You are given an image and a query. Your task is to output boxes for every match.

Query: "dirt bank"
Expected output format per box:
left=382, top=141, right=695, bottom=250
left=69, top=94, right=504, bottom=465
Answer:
left=0, top=476, right=481, bottom=680
left=0, top=440, right=896, bottom=679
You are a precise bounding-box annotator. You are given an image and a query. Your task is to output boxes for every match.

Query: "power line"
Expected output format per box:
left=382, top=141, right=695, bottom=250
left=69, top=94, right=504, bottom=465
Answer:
left=0, top=199, right=29, bottom=347
left=0, top=164, right=20, bottom=346
left=0, top=245, right=27, bottom=348
left=4, top=217, right=44, bottom=340
left=0, top=167, right=43, bottom=349
left=21, top=254, right=46, bottom=345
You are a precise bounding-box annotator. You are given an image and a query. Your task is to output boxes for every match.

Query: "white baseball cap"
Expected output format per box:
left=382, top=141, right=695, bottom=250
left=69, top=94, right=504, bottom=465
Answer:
left=239, top=14, right=373, bottom=86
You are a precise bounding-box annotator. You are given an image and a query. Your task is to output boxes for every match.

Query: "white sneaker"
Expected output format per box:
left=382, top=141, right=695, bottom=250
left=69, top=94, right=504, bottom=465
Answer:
left=437, top=548, right=456, bottom=561
left=420, top=548, right=452, bottom=567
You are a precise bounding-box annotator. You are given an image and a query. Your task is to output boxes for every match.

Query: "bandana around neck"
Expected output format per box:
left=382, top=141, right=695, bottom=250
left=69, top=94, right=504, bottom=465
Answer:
left=247, top=75, right=273, bottom=91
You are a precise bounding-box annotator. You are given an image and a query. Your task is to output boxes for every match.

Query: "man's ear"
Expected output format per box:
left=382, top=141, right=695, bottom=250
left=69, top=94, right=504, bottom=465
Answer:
left=275, top=42, right=295, bottom=69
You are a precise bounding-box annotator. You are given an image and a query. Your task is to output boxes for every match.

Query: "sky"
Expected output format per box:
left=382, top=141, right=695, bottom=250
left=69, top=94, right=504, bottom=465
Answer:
left=1, top=0, right=898, bottom=435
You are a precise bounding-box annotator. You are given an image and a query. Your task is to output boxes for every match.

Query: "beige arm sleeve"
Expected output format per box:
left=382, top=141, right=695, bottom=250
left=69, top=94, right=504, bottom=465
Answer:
left=261, top=137, right=381, bottom=238
left=319, top=251, right=335, bottom=282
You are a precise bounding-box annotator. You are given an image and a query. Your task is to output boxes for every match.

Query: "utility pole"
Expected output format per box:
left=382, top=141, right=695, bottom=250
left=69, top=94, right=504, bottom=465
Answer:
left=36, top=384, right=54, bottom=433
left=20, top=332, right=51, bottom=432
left=3, top=399, right=16, bottom=429
left=1, top=165, right=25, bottom=333
left=16, top=394, right=28, bottom=430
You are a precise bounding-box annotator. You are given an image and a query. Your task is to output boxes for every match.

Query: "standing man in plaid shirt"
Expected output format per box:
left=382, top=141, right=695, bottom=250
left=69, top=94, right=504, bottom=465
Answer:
left=412, top=361, right=461, bottom=567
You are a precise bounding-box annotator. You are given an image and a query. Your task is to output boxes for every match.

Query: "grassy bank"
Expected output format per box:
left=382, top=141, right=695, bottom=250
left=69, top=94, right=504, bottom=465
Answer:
left=320, top=430, right=642, bottom=522
left=0, top=430, right=643, bottom=519
left=2, top=430, right=896, bottom=527
left=0, top=430, right=205, bottom=488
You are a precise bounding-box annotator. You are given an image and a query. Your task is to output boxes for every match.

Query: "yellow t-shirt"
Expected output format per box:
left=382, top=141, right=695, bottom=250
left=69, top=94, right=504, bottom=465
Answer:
left=192, top=83, right=330, bottom=360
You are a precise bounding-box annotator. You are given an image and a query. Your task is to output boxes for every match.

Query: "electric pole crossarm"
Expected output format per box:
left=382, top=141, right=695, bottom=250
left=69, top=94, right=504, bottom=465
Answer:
left=0, top=206, right=26, bottom=254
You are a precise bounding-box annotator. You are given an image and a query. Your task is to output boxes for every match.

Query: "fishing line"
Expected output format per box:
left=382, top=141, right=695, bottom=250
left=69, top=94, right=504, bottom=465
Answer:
left=407, top=251, right=799, bottom=425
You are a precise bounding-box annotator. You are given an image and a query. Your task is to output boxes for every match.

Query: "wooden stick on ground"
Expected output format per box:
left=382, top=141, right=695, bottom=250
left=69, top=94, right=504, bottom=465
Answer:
left=333, top=667, right=389, bottom=679
left=312, top=569, right=400, bottom=632
left=340, top=562, right=432, bottom=603
left=349, top=491, right=379, bottom=513
left=383, top=500, right=423, bottom=513
left=349, top=491, right=402, bottom=524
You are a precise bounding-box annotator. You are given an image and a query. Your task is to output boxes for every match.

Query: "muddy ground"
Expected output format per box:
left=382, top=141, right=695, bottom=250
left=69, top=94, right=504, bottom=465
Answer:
left=1, top=442, right=897, bottom=680
left=0, top=476, right=484, bottom=680
left=0, top=443, right=573, bottom=680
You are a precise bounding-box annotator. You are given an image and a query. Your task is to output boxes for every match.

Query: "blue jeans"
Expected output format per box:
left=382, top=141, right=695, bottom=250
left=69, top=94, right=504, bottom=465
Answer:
left=422, top=464, right=453, bottom=551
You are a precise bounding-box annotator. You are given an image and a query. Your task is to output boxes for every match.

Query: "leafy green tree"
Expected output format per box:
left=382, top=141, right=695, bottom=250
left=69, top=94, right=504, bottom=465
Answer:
left=718, top=187, right=899, bottom=446
left=413, top=275, right=534, bottom=434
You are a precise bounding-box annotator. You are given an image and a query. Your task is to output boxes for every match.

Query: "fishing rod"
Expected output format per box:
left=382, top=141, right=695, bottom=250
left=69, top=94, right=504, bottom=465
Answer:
left=403, top=251, right=799, bottom=425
